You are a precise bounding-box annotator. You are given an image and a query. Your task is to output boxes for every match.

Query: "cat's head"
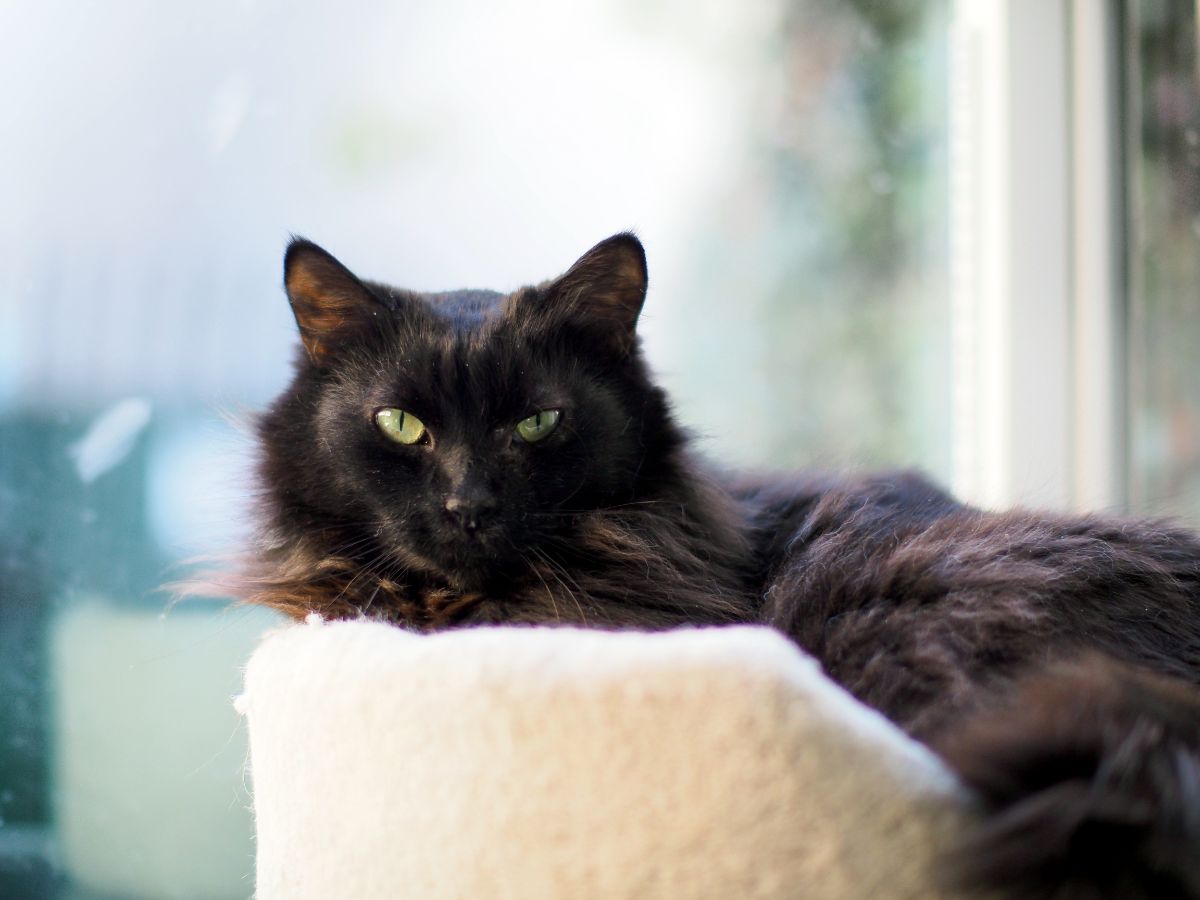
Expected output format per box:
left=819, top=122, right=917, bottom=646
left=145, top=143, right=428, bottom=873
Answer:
left=258, top=234, right=684, bottom=593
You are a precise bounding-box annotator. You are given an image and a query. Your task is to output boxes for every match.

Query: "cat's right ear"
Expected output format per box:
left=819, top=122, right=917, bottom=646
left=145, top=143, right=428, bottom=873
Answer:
left=528, top=233, right=649, bottom=355
left=283, top=238, right=385, bottom=365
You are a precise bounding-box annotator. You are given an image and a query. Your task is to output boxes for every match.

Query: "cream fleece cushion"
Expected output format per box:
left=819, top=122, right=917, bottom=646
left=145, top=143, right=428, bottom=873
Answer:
left=242, top=621, right=977, bottom=899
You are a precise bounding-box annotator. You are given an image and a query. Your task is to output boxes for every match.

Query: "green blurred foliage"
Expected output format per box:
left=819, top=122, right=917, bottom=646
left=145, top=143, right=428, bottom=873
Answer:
left=677, top=0, right=950, bottom=475
left=1126, top=0, right=1200, bottom=520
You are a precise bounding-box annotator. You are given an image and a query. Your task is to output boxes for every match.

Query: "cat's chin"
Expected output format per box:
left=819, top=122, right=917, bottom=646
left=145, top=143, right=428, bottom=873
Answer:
left=379, top=519, right=519, bottom=589
left=415, top=542, right=520, bottom=594
left=428, top=561, right=509, bottom=594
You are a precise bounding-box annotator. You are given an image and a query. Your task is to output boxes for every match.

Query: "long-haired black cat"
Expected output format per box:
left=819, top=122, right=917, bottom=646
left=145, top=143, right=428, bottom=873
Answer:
left=246, top=233, right=1200, bottom=898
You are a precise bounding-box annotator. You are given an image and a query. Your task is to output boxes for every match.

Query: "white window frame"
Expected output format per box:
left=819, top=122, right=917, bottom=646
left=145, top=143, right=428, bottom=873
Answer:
left=950, top=0, right=1125, bottom=512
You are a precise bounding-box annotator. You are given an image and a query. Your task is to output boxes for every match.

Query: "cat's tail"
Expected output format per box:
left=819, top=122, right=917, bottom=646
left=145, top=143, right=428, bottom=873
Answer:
left=932, top=653, right=1200, bottom=899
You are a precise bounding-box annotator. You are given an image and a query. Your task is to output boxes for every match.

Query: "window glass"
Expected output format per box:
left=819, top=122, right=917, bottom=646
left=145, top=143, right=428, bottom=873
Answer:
left=663, top=0, right=950, bottom=472
left=1125, top=0, right=1200, bottom=521
left=0, top=2, right=949, bottom=896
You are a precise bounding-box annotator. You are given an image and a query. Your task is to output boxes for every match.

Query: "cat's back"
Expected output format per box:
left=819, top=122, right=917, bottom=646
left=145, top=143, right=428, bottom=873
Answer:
left=732, top=467, right=963, bottom=572
left=425, top=288, right=505, bottom=323
left=745, top=467, right=1200, bottom=731
left=366, top=281, right=506, bottom=331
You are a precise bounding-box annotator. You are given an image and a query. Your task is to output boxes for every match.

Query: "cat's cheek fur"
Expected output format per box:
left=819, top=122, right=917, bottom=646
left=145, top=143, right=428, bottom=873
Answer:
left=553, top=374, right=656, bottom=502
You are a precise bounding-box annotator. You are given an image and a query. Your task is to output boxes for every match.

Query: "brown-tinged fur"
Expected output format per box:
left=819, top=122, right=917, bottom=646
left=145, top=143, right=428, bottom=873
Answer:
left=245, top=468, right=753, bottom=630
left=244, top=234, right=1200, bottom=897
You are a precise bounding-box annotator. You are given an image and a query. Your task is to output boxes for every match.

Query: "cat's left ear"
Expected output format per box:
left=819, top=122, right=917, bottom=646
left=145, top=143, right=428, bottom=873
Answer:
left=541, top=233, right=648, bottom=354
left=283, top=238, right=388, bottom=365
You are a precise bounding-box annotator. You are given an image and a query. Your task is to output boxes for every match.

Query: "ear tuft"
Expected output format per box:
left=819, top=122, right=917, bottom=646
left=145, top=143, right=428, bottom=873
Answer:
left=283, top=238, right=381, bottom=365
left=547, top=232, right=648, bottom=353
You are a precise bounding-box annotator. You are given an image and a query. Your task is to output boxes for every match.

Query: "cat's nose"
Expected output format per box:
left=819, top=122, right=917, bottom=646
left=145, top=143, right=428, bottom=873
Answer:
left=444, top=493, right=496, bottom=535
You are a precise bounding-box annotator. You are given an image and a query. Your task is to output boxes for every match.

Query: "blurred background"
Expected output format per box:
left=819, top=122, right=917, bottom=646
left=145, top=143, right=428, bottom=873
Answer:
left=0, top=0, right=1196, bottom=897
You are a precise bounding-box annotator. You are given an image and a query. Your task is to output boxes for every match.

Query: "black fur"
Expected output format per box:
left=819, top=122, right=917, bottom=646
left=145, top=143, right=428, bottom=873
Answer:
left=246, top=234, right=1200, bottom=897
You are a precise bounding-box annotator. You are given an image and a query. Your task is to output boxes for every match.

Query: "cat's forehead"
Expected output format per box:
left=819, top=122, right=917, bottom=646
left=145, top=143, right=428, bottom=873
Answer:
left=399, top=287, right=525, bottom=359
left=359, top=305, right=565, bottom=411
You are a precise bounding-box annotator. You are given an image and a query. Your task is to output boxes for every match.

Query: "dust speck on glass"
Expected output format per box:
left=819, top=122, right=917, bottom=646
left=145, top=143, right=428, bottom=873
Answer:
left=2, top=1, right=948, bottom=896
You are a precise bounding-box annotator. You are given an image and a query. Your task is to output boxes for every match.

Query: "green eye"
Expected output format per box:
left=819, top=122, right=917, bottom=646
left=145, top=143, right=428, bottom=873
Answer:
left=375, top=408, right=427, bottom=445
left=515, top=409, right=561, bottom=443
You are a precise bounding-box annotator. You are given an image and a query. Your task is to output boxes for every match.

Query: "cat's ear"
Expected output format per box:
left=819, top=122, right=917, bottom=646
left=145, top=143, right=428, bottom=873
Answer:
left=541, top=233, right=648, bottom=354
left=283, top=238, right=386, bottom=365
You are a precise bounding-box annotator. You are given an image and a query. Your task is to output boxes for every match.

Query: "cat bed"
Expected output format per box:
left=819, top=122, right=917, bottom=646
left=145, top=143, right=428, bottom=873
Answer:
left=240, top=620, right=977, bottom=899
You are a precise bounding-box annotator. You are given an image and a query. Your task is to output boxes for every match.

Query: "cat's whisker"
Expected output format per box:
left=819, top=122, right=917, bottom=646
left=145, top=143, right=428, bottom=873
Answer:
left=530, top=545, right=588, bottom=626
left=326, top=542, right=403, bottom=613
left=506, top=538, right=561, bottom=625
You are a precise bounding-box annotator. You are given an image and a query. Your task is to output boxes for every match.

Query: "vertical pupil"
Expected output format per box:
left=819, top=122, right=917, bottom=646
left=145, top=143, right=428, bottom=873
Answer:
left=397, top=411, right=405, bottom=432
left=534, top=412, right=541, bottom=429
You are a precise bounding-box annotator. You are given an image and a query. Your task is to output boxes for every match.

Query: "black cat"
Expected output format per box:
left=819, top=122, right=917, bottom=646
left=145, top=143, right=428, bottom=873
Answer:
left=245, top=233, right=1200, bottom=898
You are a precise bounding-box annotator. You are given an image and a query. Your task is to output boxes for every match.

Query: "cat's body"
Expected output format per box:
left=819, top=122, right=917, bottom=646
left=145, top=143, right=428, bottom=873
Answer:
left=248, top=234, right=1200, bottom=897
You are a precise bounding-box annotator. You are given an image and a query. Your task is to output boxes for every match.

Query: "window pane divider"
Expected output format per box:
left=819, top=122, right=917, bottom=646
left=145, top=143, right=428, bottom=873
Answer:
left=950, top=0, right=1124, bottom=511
